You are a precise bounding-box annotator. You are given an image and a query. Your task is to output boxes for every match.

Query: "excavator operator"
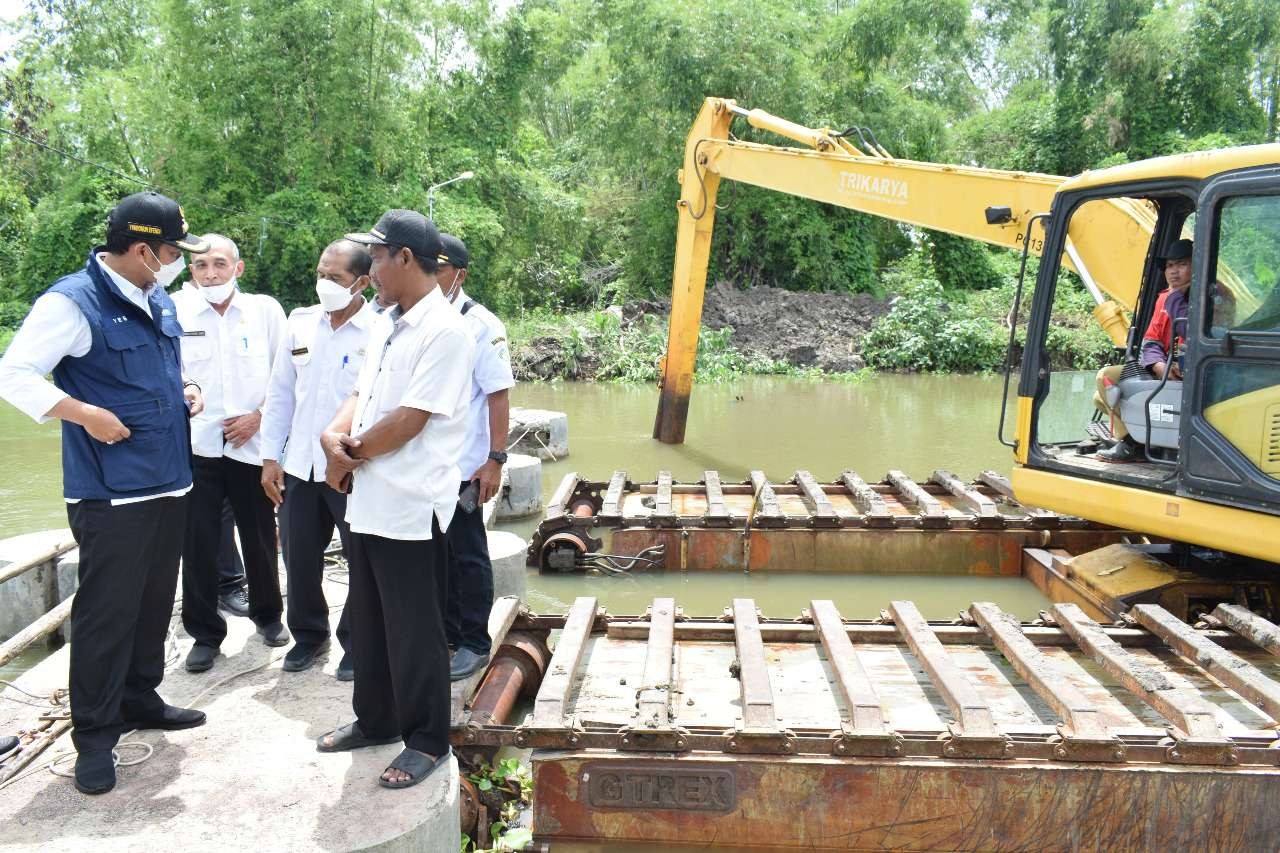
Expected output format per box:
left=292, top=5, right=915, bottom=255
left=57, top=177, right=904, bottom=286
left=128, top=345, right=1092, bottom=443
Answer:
left=1094, top=239, right=1193, bottom=464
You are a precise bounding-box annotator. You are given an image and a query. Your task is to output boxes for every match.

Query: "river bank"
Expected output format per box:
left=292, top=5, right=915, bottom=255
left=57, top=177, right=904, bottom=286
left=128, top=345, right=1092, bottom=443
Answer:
left=507, top=271, right=1112, bottom=383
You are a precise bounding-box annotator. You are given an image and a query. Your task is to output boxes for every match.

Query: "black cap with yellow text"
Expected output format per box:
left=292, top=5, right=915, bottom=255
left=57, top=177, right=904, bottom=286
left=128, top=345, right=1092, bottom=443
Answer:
left=346, top=209, right=442, bottom=261
left=438, top=233, right=469, bottom=269
left=107, top=191, right=209, bottom=253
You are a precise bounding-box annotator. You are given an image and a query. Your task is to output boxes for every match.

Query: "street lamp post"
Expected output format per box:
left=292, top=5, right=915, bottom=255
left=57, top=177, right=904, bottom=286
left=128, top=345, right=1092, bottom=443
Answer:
left=428, top=170, right=475, bottom=221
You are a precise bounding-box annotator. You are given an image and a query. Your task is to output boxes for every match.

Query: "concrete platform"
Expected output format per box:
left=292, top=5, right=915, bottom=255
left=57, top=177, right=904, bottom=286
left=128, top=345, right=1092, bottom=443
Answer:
left=0, top=576, right=460, bottom=852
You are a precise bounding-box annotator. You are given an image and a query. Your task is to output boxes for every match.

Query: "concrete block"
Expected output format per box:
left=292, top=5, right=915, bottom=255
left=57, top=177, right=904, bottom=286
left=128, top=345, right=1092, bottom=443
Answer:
left=507, top=407, right=568, bottom=460
left=0, top=579, right=461, bottom=852
left=487, top=531, right=528, bottom=602
left=497, top=453, right=542, bottom=519
left=0, top=529, right=76, bottom=642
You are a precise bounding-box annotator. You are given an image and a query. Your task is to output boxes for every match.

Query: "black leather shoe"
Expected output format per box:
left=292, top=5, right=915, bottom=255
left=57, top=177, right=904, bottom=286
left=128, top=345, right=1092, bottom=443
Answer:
left=122, top=703, right=206, bottom=732
left=185, top=644, right=219, bottom=673
left=1097, top=436, right=1144, bottom=464
left=74, top=749, right=116, bottom=795
left=282, top=640, right=330, bottom=673
left=449, top=648, right=489, bottom=681
left=218, top=587, right=250, bottom=617
left=257, top=621, right=290, bottom=647
left=335, top=653, right=354, bottom=682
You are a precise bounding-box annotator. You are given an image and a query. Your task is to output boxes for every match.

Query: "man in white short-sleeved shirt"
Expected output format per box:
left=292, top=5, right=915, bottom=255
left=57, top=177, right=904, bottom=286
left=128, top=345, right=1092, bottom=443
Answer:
left=171, top=235, right=288, bottom=673
left=260, top=239, right=374, bottom=679
left=315, top=210, right=474, bottom=790
left=435, top=233, right=516, bottom=681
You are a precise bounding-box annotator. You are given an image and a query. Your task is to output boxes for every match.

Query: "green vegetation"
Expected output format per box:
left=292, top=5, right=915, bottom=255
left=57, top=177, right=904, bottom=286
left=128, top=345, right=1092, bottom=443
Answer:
left=862, top=248, right=1112, bottom=373
left=508, top=308, right=799, bottom=382
left=461, top=756, right=533, bottom=853
left=0, top=0, right=1276, bottom=373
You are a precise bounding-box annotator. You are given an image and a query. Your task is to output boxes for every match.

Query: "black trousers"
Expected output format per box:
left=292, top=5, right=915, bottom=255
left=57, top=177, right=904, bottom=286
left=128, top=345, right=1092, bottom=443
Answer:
left=182, top=456, right=282, bottom=648
left=279, top=474, right=351, bottom=650
left=217, top=498, right=246, bottom=594
left=445, top=481, right=494, bottom=656
left=348, top=521, right=449, bottom=756
left=67, top=495, right=187, bottom=753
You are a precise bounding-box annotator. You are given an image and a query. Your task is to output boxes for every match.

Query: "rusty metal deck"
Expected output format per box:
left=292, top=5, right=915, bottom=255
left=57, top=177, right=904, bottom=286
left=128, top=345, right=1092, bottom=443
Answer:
left=529, top=469, right=1135, bottom=575
left=452, top=598, right=1280, bottom=850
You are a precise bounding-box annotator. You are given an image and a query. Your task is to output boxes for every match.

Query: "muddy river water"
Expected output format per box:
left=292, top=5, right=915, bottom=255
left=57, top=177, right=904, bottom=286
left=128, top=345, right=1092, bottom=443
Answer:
left=2, top=373, right=1053, bottom=625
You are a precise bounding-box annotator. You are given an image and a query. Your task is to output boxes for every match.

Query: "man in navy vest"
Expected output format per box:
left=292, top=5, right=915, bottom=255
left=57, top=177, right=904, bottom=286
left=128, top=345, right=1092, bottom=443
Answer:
left=0, top=192, right=210, bottom=795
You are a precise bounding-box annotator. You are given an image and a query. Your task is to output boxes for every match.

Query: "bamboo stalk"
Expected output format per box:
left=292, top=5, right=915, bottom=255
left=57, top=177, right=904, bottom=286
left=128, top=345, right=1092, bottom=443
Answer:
left=0, top=538, right=76, bottom=586
left=0, top=594, right=74, bottom=669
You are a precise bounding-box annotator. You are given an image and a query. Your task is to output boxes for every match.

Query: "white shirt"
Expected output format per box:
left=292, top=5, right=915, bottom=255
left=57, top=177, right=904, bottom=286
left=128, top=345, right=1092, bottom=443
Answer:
left=172, top=286, right=286, bottom=465
left=261, top=301, right=374, bottom=481
left=0, top=253, right=191, bottom=504
left=450, top=288, right=515, bottom=478
left=345, top=287, right=475, bottom=540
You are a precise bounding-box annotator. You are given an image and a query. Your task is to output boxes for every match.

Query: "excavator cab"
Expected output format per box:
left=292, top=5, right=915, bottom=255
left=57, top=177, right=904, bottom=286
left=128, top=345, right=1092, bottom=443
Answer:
left=1014, top=163, right=1280, bottom=558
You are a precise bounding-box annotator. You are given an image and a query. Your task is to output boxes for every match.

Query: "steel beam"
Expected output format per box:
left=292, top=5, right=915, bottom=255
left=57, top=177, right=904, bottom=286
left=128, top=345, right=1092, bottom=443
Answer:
left=1052, top=603, right=1236, bottom=764
left=531, top=596, right=599, bottom=729
left=1212, top=603, right=1280, bottom=657
left=1133, top=604, right=1280, bottom=723
left=889, top=600, right=1010, bottom=757
left=970, top=601, right=1124, bottom=762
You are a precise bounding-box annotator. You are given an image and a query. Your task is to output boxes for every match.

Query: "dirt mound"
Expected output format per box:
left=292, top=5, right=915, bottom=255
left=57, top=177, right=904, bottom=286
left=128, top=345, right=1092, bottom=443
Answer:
left=625, top=282, right=889, bottom=372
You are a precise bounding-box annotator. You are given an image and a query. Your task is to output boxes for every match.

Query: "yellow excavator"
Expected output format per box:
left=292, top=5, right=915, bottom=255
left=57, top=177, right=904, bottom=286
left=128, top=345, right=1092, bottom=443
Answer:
left=652, top=97, right=1280, bottom=564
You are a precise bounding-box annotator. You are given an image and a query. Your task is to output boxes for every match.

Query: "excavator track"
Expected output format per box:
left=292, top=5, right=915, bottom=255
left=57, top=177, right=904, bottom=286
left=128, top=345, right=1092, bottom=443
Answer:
left=451, top=596, right=1280, bottom=850
left=529, top=469, right=1137, bottom=575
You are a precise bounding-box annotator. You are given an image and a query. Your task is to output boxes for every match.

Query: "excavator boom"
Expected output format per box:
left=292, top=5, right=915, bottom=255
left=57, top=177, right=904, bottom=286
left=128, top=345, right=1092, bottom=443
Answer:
left=654, top=97, right=1152, bottom=443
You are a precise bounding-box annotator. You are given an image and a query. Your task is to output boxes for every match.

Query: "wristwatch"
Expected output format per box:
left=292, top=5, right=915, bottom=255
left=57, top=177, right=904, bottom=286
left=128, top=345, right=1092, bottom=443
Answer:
left=487, top=451, right=508, bottom=465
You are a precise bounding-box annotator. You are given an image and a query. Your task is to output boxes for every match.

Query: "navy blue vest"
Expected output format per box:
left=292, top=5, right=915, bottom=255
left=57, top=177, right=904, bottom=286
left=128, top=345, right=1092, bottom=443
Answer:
left=47, top=250, right=192, bottom=500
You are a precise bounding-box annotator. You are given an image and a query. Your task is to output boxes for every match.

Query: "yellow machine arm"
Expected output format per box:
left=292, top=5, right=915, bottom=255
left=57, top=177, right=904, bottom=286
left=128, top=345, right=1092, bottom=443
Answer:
left=654, top=97, right=1155, bottom=444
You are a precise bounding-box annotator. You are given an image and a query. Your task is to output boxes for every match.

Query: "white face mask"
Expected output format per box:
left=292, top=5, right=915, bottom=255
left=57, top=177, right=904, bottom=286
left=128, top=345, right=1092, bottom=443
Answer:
left=315, top=277, right=357, bottom=312
left=143, top=246, right=187, bottom=289
left=442, top=270, right=462, bottom=302
left=200, top=277, right=237, bottom=304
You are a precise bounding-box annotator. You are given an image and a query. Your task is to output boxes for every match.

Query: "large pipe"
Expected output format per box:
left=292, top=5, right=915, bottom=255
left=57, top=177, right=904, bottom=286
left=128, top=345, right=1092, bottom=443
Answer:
left=468, top=631, right=551, bottom=728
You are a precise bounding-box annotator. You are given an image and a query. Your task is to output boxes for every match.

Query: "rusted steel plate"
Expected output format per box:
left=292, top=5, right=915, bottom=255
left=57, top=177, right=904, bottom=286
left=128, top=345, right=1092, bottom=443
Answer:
left=731, top=599, right=779, bottom=733
left=545, top=472, right=580, bottom=521
left=452, top=596, right=523, bottom=725
left=969, top=601, right=1124, bottom=762
left=1213, top=603, right=1280, bottom=657
left=886, top=470, right=948, bottom=529
left=931, top=468, right=1001, bottom=523
left=532, top=753, right=1280, bottom=850
left=747, top=470, right=785, bottom=527
left=531, top=596, right=598, bottom=729
left=1052, top=602, right=1236, bottom=764
left=702, top=470, right=731, bottom=526
left=1133, top=604, right=1280, bottom=724
left=889, top=600, right=1010, bottom=757
left=599, top=470, right=627, bottom=520
left=794, top=470, right=839, bottom=528
left=810, top=600, right=901, bottom=756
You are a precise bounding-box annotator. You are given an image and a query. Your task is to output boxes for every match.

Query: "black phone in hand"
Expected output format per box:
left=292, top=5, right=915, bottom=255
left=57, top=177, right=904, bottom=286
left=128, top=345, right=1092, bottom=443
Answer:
left=459, top=479, right=480, bottom=513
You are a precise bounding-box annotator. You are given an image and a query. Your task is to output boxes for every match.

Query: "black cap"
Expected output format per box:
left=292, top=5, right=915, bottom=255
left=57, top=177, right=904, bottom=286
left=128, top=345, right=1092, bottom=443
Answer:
left=1159, top=238, right=1193, bottom=261
left=106, top=191, right=209, bottom=253
left=346, top=209, right=441, bottom=261
left=438, top=233, right=469, bottom=268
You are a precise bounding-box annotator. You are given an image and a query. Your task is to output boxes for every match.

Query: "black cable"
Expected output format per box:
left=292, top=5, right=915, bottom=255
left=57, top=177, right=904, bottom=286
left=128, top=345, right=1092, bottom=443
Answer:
left=0, top=124, right=320, bottom=232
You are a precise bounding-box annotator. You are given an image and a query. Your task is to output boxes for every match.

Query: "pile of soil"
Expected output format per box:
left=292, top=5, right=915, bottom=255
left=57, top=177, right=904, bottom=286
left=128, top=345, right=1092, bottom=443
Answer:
left=625, top=281, right=890, bottom=373
left=511, top=281, right=891, bottom=380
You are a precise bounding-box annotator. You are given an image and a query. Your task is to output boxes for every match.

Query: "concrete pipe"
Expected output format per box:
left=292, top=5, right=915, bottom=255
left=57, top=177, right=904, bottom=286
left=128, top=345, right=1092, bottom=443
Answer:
left=497, top=453, right=542, bottom=519
left=486, top=531, right=528, bottom=602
